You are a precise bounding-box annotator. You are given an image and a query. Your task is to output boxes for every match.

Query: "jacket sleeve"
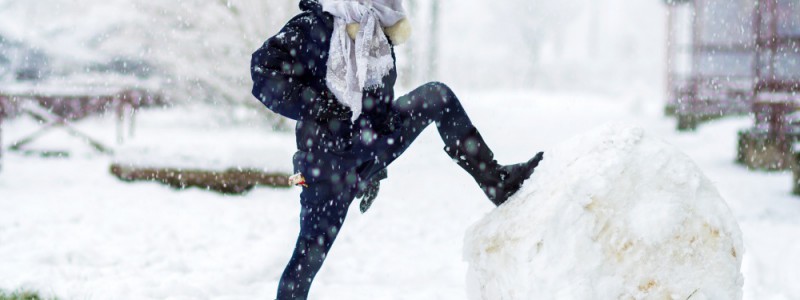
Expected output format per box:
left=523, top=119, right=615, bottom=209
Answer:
left=251, top=16, right=347, bottom=121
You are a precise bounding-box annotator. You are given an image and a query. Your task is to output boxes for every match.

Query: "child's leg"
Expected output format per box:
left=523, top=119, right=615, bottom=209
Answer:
left=356, top=82, right=477, bottom=172
left=277, top=181, right=356, bottom=300
left=393, top=82, right=476, bottom=148
left=379, top=82, right=542, bottom=205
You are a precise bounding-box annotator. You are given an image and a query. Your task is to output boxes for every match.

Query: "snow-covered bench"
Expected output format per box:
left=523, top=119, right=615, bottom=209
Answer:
left=0, top=85, right=163, bottom=161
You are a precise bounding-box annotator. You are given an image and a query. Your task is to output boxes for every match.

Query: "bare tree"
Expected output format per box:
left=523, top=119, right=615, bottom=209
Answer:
left=0, top=0, right=296, bottom=116
left=497, top=0, right=581, bottom=85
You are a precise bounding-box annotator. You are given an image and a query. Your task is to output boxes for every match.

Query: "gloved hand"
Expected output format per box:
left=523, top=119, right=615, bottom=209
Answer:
left=312, top=89, right=352, bottom=122
left=356, top=168, right=388, bottom=213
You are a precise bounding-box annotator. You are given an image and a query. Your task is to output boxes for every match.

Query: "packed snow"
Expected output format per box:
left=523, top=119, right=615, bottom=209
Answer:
left=1, top=91, right=799, bottom=299
left=464, top=125, right=744, bottom=300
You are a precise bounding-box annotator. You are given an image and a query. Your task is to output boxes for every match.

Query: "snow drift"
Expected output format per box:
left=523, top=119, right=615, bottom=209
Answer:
left=464, top=125, right=744, bottom=300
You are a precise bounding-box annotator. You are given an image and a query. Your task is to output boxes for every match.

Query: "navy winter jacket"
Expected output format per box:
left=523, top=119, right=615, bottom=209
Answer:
left=251, top=0, right=397, bottom=183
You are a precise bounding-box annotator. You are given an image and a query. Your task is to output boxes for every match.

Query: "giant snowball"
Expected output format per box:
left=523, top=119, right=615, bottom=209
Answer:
left=464, top=125, right=744, bottom=300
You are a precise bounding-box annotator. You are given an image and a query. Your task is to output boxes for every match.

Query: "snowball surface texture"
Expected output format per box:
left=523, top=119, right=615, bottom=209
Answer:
left=464, top=125, right=744, bottom=300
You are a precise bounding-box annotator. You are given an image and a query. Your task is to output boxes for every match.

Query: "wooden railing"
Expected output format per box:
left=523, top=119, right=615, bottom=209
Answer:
left=0, top=87, right=163, bottom=173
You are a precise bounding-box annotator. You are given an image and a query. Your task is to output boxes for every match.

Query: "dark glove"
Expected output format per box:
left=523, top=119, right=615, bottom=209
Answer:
left=356, top=168, right=388, bottom=213
left=311, top=88, right=352, bottom=122
left=314, top=98, right=352, bottom=122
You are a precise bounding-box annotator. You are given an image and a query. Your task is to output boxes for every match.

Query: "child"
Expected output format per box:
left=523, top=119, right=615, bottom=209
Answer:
left=250, top=0, right=543, bottom=298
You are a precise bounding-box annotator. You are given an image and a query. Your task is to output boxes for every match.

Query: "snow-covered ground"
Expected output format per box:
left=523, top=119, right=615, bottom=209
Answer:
left=1, top=91, right=799, bottom=299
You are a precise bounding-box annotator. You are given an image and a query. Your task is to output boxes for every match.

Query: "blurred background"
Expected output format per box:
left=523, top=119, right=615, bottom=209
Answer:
left=0, top=0, right=666, bottom=121
left=1, top=0, right=799, bottom=299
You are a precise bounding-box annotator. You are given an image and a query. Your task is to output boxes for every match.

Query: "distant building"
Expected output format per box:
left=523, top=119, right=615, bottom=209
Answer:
left=664, top=0, right=800, bottom=130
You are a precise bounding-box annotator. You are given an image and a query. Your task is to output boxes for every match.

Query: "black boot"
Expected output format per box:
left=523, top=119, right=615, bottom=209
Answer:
left=494, top=152, right=544, bottom=205
left=445, top=129, right=544, bottom=206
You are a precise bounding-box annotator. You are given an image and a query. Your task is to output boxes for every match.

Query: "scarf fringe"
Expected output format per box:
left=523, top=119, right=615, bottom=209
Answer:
left=322, top=0, right=406, bottom=121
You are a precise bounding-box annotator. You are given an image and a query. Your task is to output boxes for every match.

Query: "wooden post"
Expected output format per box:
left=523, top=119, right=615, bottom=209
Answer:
left=793, top=152, right=800, bottom=196
left=739, top=101, right=795, bottom=170
left=665, top=5, right=675, bottom=116
left=677, top=114, right=699, bottom=131
left=129, top=106, right=136, bottom=139
left=116, top=92, right=126, bottom=144
left=129, top=90, right=140, bottom=139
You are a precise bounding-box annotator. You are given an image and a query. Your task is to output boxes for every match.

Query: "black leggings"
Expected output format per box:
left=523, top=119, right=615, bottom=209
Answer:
left=277, top=82, right=477, bottom=300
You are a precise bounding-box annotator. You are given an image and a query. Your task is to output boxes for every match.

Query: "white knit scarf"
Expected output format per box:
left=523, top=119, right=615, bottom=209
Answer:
left=321, top=0, right=406, bottom=121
